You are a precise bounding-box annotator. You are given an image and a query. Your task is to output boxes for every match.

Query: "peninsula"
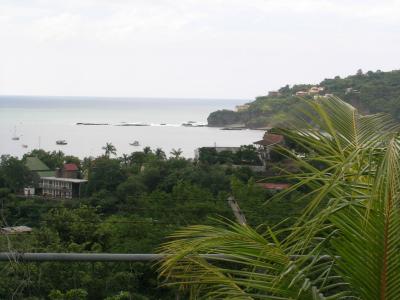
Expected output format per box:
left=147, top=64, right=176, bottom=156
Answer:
left=207, top=69, right=400, bottom=128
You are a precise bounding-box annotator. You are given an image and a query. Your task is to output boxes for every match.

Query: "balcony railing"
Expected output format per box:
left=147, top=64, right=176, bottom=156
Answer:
left=39, top=183, right=72, bottom=191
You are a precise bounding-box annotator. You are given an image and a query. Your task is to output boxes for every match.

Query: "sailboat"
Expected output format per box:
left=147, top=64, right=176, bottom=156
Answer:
left=11, top=126, right=19, bottom=141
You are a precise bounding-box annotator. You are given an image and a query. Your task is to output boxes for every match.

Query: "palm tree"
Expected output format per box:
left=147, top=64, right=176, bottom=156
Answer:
left=170, top=148, right=182, bottom=159
left=158, top=97, right=400, bottom=299
left=102, top=142, right=117, bottom=157
left=155, top=148, right=166, bottom=160
left=143, top=146, right=152, bottom=155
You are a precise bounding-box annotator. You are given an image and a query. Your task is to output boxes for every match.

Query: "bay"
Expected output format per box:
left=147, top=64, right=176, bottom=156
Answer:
left=0, top=96, right=263, bottom=158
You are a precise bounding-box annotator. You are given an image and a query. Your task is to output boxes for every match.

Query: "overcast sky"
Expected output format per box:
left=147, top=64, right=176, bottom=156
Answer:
left=0, top=0, right=399, bottom=99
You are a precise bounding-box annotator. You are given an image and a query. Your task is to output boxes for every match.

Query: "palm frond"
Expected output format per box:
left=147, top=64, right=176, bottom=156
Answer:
left=157, top=97, right=400, bottom=299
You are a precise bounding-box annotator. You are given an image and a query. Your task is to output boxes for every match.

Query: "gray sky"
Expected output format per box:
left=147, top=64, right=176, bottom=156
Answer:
left=0, top=0, right=399, bottom=99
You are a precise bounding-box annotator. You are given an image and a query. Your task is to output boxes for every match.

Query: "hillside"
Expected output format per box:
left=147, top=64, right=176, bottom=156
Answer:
left=208, top=69, right=400, bottom=128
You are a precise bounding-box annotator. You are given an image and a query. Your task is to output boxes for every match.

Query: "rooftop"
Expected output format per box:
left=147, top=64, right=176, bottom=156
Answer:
left=37, top=170, right=56, bottom=178
left=41, top=177, right=88, bottom=183
left=254, top=133, right=284, bottom=146
left=25, top=157, right=50, bottom=171
left=63, top=163, right=79, bottom=171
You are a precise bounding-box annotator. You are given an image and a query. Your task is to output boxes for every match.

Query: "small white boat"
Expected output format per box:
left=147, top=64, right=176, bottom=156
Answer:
left=129, top=141, right=140, bottom=146
left=56, top=140, right=68, bottom=145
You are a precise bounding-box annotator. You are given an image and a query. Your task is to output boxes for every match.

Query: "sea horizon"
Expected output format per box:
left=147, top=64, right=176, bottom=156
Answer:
left=0, top=95, right=262, bottom=159
left=0, top=94, right=249, bottom=102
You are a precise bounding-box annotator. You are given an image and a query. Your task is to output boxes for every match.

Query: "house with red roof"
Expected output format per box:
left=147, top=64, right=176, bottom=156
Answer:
left=254, top=132, right=285, bottom=161
left=42, top=163, right=86, bottom=199
left=56, top=163, right=79, bottom=179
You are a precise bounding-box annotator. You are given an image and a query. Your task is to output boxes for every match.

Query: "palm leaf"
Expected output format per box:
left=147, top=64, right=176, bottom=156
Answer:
left=157, top=97, right=400, bottom=299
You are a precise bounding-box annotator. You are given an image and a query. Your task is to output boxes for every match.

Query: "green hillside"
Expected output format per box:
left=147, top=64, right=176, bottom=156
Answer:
left=208, top=69, right=400, bottom=128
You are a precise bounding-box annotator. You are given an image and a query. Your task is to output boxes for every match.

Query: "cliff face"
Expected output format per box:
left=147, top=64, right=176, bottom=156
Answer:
left=207, top=110, right=241, bottom=127
left=207, top=69, right=400, bottom=128
left=207, top=96, right=302, bottom=128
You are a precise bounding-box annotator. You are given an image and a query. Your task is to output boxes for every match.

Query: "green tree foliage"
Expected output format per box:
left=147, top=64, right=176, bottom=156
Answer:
left=159, top=97, right=400, bottom=299
left=23, top=149, right=68, bottom=169
left=85, top=157, right=126, bottom=194
left=169, top=148, right=182, bottom=159
left=49, top=289, right=88, bottom=300
left=208, top=69, right=400, bottom=127
left=102, top=143, right=117, bottom=157
left=0, top=144, right=295, bottom=299
left=235, top=145, right=262, bottom=165
left=198, top=145, right=262, bottom=166
left=44, top=206, right=101, bottom=247
left=154, top=148, right=166, bottom=160
left=207, top=109, right=241, bottom=126
left=0, top=155, right=32, bottom=192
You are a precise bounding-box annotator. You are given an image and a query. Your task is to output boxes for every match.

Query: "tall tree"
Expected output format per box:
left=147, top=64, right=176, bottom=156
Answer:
left=120, top=153, right=130, bottom=167
left=102, top=143, right=117, bottom=157
left=170, top=148, right=182, bottom=159
left=86, top=157, right=126, bottom=194
left=0, top=155, right=32, bottom=192
left=155, top=148, right=166, bottom=160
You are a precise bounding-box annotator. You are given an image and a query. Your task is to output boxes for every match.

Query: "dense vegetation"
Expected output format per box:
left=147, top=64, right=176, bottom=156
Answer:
left=161, top=97, right=400, bottom=299
left=208, top=69, right=400, bottom=127
left=0, top=146, right=306, bottom=299
left=4, top=96, right=396, bottom=298
left=197, top=145, right=262, bottom=166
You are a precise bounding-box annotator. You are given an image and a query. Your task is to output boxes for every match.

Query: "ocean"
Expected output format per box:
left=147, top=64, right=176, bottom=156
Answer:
left=0, top=96, right=263, bottom=158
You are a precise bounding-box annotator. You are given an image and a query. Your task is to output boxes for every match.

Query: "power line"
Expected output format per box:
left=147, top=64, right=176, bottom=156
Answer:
left=2, top=202, right=271, bottom=214
left=0, top=252, right=336, bottom=263
left=0, top=252, right=225, bottom=262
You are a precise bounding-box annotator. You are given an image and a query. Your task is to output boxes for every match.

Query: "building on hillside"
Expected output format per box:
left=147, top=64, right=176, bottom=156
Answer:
left=268, top=91, right=281, bottom=97
left=235, top=104, right=250, bottom=112
left=25, top=157, right=55, bottom=194
left=295, top=91, right=308, bottom=97
left=41, top=163, right=86, bottom=199
left=309, top=86, right=324, bottom=94
left=56, top=163, right=79, bottom=179
left=0, top=226, right=32, bottom=235
left=41, top=177, right=87, bottom=199
left=345, top=87, right=360, bottom=94
left=23, top=187, right=35, bottom=197
left=254, top=132, right=285, bottom=161
left=25, top=157, right=55, bottom=179
left=25, top=158, right=86, bottom=199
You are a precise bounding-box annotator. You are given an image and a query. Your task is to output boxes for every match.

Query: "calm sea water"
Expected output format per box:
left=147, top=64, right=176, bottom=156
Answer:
left=0, top=96, right=263, bottom=158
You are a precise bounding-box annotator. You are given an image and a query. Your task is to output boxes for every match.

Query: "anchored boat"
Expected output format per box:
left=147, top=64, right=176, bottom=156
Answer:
left=56, top=140, right=68, bottom=145
left=11, top=126, right=20, bottom=140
